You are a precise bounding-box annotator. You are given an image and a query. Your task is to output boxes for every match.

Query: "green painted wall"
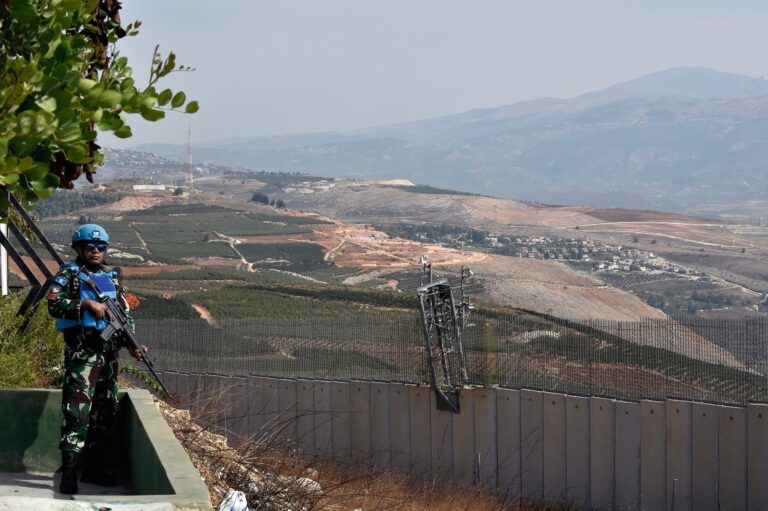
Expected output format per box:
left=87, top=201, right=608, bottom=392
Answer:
left=0, top=389, right=62, bottom=472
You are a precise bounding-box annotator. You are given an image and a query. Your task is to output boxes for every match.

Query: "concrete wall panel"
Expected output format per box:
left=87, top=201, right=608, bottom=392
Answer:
left=263, top=378, right=280, bottom=432
left=430, top=391, right=454, bottom=481
left=370, top=382, right=391, bottom=469
left=566, top=395, right=590, bottom=508
left=390, top=384, right=411, bottom=472
left=245, top=376, right=265, bottom=434
left=228, top=376, right=249, bottom=444
left=497, top=388, right=521, bottom=499
left=296, top=379, right=315, bottom=455
left=331, top=381, right=351, bottom=462
left=719, top=405, right=747, bottom=511
left=409, top=385, right=432, bottom=478
left=542, top=392, right=566, bottom=505
left=313, top=381, right=332, bottom=457
left=640, top=400, right=666, bottom=511
left=691, top=402, right=718, bottom=511
left=162, top=372, right=177, bottom=396
left=666, top=400, right=692, bottom=511
left=521, top=389, right=543, bottom=501
left=474, top=388, right=497, bottom=489
left=452, top=389, right=475, bottom=485
left=350, top=381, right=372, bottom=465
left=590, top=397, right=615, bottom=510
left=187, top=374, right=204, bottom=420
left=748, top=403, right=768, bottom=511
left=174, top=372, right=768, bottom=511
left=175, top=373, right=190, bottom=409
left=202, top=374, right=225, bottom=435
left=615, top=401, right=640, bottom=510
left=277, top=379, right=297, bottom=444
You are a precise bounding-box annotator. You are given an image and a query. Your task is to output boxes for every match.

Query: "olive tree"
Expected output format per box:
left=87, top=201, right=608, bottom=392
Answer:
left=0, top=0, right=198, bottom=208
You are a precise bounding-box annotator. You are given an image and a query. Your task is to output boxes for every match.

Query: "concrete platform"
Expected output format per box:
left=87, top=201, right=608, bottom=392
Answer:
left=0, top=473, right=172, bottom=510
left=0, top=389, right=211, bottom=510
left=0, top=471, right=131, bottom=499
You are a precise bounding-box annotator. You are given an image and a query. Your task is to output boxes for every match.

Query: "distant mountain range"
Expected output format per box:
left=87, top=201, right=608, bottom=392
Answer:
left=134, top=67, right=768, bottom=215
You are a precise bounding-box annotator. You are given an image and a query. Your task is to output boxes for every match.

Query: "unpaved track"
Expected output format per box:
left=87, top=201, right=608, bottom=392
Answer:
left=191, top=304, right=220, bottom=328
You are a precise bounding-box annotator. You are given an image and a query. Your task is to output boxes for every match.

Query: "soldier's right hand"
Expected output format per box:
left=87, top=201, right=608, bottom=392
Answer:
left=82, top=299, right=110, bottom=320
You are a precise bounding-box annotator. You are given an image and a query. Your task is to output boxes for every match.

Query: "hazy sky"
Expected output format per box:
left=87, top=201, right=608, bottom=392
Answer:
left=104, top=1, right=768, bottom=148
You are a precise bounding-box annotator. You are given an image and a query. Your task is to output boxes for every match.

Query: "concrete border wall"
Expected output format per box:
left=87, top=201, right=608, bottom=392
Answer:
left=163, top=372, right=768, bottom=510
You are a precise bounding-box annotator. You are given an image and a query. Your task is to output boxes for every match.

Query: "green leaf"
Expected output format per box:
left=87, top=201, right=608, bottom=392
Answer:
left=120, top=77, right=135, bottom=92
left=24, top=162, right=48, bottom=181
left=57, top=124, right=81, bottom=142
left=10, top=136, right=37, bottom=157
left=18, top=157, right=35, bottom=173
left=87, top=85, right=105, bottom=103
left=141, top=95, right=157, bottom=108
left=63, top=143, right=89, bottom=164
left=78, top=78, right=98, bottom=92
left=157, top=89, right=173, bottom=106
left=140, top=107, right=165, bottom=122
left=35, top=97, right=57, bottom=113
left=60, top=0, right=83, bottom=10
left=114, top=126, right=133, bottom=139
left=10, top=5, right=37, bottom=23
left=0, top=139, right=7, bottom=159
left=0, top=173, right=20, bottom=186
left=185, top=101, right=199, bottom=114
left=97, top=89, right=123, bottom=108
left=170, top=91, right=186, bottom=108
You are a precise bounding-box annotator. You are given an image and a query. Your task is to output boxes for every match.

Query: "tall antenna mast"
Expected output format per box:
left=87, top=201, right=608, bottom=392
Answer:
left=186, top=124, right=193, bottom=192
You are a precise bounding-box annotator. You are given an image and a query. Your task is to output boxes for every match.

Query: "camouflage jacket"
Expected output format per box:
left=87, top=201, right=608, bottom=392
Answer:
left=47, top=260, right=135, bottom=332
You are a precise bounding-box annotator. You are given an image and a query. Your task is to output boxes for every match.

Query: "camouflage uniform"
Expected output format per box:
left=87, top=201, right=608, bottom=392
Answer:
left=47, top=260, right=134, bottom=454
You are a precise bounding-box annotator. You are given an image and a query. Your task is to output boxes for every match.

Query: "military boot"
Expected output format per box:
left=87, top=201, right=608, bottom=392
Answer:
left=80, top=459, right=117, bottom=486
left=59, top=450, right=79, bottom=494
left=80, top=441, right=117, bottom=486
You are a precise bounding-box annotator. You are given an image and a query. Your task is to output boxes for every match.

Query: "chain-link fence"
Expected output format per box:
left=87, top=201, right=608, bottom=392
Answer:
left=138, top=312, right=768, bottom=405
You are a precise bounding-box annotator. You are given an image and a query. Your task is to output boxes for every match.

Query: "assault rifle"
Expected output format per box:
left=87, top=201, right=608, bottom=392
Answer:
left=81, top=269, right=172, bottom=399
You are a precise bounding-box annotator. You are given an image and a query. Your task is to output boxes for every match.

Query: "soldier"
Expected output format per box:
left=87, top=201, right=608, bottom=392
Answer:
left=47, top=224, right=143, bottom=495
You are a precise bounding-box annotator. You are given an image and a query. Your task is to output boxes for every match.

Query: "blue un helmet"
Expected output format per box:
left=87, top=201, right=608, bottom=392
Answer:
left=71, top=224, right=110, bottom=248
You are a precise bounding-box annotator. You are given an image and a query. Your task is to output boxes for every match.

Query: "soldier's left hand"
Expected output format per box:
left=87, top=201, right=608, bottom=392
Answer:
left=130, top=345, right=149, bottom=362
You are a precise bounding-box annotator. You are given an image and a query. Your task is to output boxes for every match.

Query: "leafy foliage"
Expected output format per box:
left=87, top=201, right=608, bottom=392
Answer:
left=35, top=188, right=122, bottom=217
left=250, top=191, right=269, bottom=204
left=237, top=242, right=325, bottom=264
left=0, top=0, right=197, bottom=206
left=145, top=241, right=238, bottom=263
left=129, top=203, right=232, bottom=217
left=181, top=283, right=419, bottom=319
left=0, top=295, right=64, bottom=388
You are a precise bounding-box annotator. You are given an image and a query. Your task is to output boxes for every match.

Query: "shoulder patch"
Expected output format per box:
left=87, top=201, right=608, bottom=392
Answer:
left=53, top=275, right=69, bottom=287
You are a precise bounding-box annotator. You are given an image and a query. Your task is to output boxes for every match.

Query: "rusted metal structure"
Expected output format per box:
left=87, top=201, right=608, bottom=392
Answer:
left=416, top=257, right=474, bottom=413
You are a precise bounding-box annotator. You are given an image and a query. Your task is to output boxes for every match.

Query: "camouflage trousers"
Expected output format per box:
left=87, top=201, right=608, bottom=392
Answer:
left=60, top=329, right=120, bottom=453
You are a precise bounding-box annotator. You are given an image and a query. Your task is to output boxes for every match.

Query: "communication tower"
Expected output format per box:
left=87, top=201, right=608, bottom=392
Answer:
left=416, top=256, right=474, bottom=413
left=186, top=125, right=193, bottom=192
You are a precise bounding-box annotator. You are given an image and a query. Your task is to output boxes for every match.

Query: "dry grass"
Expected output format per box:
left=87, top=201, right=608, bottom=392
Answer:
left=313, top=466, right=558, bottom=511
